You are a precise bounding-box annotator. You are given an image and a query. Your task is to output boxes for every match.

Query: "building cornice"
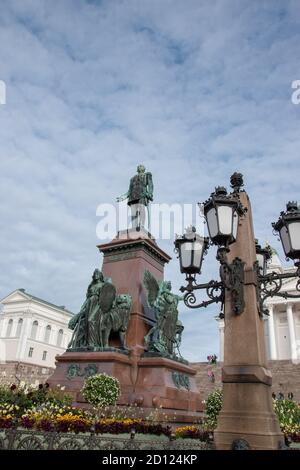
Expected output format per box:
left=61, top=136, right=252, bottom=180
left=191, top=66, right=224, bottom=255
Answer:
left=0, top=290, right=73, bottom=317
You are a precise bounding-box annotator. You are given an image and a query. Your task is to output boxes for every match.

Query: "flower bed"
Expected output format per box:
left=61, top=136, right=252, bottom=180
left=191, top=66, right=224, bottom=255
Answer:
left=273, top=398, right=300, bottom=444
left=203, top=388, right=300, bottom=445
left=175, top=425, right=212, bottom=442
left=0, top=382, right=213, bottom=442
left=18, top=410, right=172, bottom=436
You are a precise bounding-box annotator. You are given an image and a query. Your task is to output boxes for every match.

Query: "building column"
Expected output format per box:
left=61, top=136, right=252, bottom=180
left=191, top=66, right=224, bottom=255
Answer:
left=0, top=318, right=7, bottom=337
left=287, top=303, right=297, bottom=360
left=16, top=317, right=32, bottom=361
left=11, top=320, right=18, bottom=337
left=268, top=305, right=277, bottom=360
left=37, top=322, right=44, bottom=342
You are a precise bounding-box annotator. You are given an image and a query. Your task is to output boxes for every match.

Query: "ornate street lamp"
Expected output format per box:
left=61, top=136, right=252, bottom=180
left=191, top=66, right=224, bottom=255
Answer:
left=255, top=240, right=272, bottom=276
left=272, top=201, right=300, bottom=263
left=174, top=226, right=209, bottom=275
left=254, top=202, right=300, bottom=313
left=175, top=173, right=247, bottom=314
left=203, top=186, right=240, bottom=247
left=175, top=173, right=300, bottom=318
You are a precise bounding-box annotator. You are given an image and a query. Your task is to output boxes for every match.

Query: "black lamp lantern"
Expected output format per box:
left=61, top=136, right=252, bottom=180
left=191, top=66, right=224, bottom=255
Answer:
left=255, top=240, right=272, bottom=276
left=175, top=226, right=209, bottom=275
left=273, top=202, right=300, bottom=262
left=203, top=186, right=239, bottom=247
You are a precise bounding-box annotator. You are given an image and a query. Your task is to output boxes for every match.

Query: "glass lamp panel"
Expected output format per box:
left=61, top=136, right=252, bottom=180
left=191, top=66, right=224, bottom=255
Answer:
left=217, top=205, right=233, bottom=235
left=206, top=208, right=218, bottom=238
left=280, top=226, right=291, bottom=256
left=180, top=242, right=193, bottom=268
left=256, top=253, right=264, bottom=272
left=192, top=240, right=204, bottom=270
left=232, top=210, right=238, bottom=240
left=288, top=221, right=300, bottom=251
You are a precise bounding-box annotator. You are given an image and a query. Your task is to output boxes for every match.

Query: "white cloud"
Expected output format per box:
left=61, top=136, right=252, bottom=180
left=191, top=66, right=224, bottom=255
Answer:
left=0, top=0, right=300, bottom=360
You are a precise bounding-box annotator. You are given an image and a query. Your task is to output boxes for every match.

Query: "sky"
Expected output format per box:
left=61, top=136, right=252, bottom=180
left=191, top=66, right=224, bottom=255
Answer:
left=0, top=0, right=300, bottom=361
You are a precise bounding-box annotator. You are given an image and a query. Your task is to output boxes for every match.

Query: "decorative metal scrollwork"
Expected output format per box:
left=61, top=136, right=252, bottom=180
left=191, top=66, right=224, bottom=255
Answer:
left=180, top=279, right=224, bottom=310
left=217, top=247, right=245, bottom=315
left=256, top=263, right=300, bottom=316
left=16, top=436, right=42, bottom=450
left=254, top=262, right=269, bottom=317
left=180, top=248, right=245, bottom=315
left=59, top=439, right=81, bottom=450
left=1, top=428, right=213, bottom=450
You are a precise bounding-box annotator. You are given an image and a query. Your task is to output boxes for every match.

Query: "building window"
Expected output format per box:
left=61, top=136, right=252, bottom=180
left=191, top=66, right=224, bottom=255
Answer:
left=42, top=351, right=47, bottom=361
left=44, top=325, right=51, bottom=343
left=57, top=329, right=64, bottom=347
left=28, top=347, right=34, bottom=358
left=30, top=320, right=38, bottom=340
left=16, top=318, right=23, bottom=337
left=6, top=319, right=13, bottom=337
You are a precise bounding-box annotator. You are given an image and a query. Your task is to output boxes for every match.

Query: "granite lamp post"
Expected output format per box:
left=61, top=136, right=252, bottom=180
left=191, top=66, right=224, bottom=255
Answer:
left=175, top=173, right=300, bottom=450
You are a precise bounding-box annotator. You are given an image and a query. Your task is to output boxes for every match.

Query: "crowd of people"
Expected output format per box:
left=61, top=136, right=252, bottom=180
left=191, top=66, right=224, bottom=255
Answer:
left=272, top=391, right=294, bottom=400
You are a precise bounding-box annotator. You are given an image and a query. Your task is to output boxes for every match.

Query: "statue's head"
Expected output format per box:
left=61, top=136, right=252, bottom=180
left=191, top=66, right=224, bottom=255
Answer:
left=116, top=294, right=132, bottom=307
left=92, top=269, right=104, bottom=282
left=137, top=164, right=145, bottom=174
left=176, top=320, right=184, bottom=333
left=163, top=281, right=172, bottom=292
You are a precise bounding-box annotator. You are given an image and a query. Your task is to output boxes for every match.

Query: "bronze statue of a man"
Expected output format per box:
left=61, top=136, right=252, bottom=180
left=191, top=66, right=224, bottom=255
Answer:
left=117, top=164, right=153, bottom=230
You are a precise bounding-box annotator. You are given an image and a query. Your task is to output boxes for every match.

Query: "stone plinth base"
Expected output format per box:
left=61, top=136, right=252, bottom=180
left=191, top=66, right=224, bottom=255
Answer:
left=48, top=351, right=203, bottom=424
left=214, top=383, right=284, bottom=450
left=48, top=351, right=133, bottom=404
left=135, top=355, right=202, bottom=413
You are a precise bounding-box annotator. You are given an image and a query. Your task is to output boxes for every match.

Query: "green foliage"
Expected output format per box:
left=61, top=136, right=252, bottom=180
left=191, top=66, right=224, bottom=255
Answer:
left=0, top=383, right=47, bottom=415
left=46, top=388, right=72, bottom=407
left=273, top=399, right=300, bottom=438
left=205, top=388, right=223, bottom=429
left=0, top=383, right=72, bottom=417
left=82, top=373, right=120, bottom=407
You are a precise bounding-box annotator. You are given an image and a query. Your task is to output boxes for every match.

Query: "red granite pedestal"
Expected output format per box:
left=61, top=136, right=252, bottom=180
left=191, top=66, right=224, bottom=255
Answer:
left=48, top=229, right=203, bottom=423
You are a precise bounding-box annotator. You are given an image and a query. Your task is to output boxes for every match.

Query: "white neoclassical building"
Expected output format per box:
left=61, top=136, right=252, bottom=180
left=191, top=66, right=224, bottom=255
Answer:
left=0, top=288, right=73, bottom=383
left=219, top=251, right=300, bottom=362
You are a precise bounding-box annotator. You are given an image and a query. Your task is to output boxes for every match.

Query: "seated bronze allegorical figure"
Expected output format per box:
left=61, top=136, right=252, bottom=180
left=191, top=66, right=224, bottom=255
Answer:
left=143, top=270, right=184, bottom=359
left=68, top=269, right=132, bottom=351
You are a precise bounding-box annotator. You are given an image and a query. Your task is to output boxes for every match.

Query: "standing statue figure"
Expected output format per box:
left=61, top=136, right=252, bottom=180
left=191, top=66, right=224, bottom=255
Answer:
left=116, top=164, right=153, bottom=230
left=143, top=270, right=184, bottom=358
left=68, top=269, right=106, bottom=348
left=68, top=269, right=132, bottom=350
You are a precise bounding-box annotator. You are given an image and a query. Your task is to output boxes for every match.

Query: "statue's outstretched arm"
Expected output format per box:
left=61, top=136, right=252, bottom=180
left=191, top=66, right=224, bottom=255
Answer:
left=116, top=191, right=128, bottom=203
left=117, top=177, right=133, bottom=203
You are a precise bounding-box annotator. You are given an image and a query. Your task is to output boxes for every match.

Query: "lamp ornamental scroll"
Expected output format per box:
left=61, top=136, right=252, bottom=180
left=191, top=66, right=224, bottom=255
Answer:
left=175, top=173, right=300, bottom=319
